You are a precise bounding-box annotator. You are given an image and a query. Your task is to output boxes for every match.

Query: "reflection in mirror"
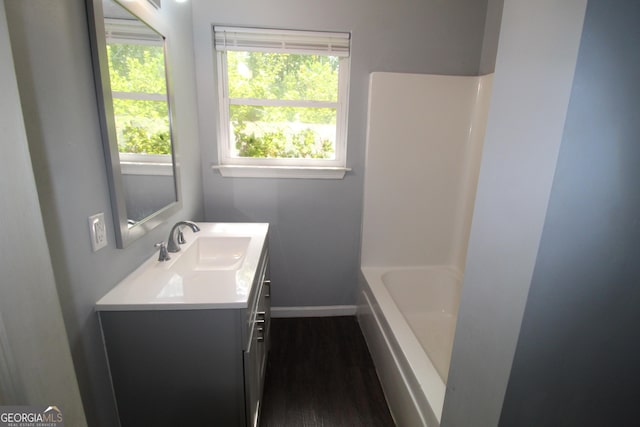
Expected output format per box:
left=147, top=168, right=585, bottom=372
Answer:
left=87, top=0, right=181, bottom=247
left=105, top=13, right=174, bottom=222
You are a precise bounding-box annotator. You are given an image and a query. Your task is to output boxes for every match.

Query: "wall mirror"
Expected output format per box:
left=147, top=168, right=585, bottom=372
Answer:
left=87, top=0, right=181, bottom=248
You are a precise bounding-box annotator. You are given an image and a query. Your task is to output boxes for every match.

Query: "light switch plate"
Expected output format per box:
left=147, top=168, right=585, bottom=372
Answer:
left=89, top=213, right=108, bottom=252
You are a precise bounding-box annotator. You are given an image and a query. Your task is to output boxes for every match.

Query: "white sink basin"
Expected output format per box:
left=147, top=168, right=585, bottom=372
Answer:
left=95, top=223, right=269, bottom=310
left=183, top=236, right=251, bottom=270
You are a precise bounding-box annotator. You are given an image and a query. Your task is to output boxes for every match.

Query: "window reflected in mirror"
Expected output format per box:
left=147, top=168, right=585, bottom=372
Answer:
left=105, top=19, right=169, bottom=159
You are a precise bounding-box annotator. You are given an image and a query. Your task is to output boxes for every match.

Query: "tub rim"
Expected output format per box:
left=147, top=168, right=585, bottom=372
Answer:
left=360, top=265, right=460, bottom=425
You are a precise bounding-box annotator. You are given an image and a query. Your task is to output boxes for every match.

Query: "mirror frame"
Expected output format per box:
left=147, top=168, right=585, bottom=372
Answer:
left=86, top=0, right=181, bottom=248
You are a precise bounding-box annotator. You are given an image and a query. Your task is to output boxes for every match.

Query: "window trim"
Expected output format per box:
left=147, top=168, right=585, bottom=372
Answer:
left=119, top=153, right=173, bottom=176
left=213, top=26, right=351, bottom=177
left=211, top=164, right=351, bottom=179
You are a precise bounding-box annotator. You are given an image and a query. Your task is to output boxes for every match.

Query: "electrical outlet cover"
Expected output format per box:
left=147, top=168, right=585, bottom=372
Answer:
left=89, top=213, right=108, bottom=252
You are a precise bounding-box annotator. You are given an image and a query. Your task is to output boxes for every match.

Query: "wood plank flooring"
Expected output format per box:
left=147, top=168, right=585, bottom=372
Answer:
left=260, top=316, right=395, bottom=427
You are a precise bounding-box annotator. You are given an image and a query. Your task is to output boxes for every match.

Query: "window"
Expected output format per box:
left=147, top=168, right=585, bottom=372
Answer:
left=213, top=26, right=351, bottom=178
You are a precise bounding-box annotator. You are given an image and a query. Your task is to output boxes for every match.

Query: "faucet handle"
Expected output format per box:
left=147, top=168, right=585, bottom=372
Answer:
left=154, top=242, right=171, bottom=262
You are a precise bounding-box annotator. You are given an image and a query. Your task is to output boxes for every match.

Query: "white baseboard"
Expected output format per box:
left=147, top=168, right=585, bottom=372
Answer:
left=271, top=305, right=357, bottom=318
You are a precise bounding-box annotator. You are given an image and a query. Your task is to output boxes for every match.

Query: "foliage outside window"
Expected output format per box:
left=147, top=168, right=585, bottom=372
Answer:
left=106, top=30, right=170, bottom=156
left=215, top=27, right=351, bottom=170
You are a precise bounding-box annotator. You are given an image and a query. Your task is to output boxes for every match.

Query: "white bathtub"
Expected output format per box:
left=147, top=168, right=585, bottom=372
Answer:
left=357, top=266, right=462, bottom=427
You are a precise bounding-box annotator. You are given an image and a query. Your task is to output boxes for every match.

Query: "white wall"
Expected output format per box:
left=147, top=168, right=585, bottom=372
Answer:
left=442, top=1, right=588, bottom=426
left=478, top=0, right=504, bottom=75
left=0, top=2, right=86, bottom=423
left=361, top=72, right=492, bottom=271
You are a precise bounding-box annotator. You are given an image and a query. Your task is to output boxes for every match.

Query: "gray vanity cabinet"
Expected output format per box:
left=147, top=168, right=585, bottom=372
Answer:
left=98, top=248, right=271, bottom=427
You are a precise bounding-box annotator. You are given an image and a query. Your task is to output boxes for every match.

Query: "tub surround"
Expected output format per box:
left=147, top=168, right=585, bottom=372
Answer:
left=361, top=72, right=493, bottom=271
left=358, top=72, right=493, bottom=426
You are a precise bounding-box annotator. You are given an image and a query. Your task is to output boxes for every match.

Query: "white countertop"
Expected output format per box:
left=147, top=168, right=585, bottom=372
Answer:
left=95, top=222, right=269, bottom=311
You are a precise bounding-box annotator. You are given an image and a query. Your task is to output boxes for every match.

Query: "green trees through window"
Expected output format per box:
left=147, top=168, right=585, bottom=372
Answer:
left=227, top=51, right=339, bottom=159
left=107, top=43, right=171, bottom=155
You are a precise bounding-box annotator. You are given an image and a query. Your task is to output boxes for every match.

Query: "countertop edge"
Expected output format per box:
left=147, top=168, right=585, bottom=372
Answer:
left=95, top=301, right=249, bottom=312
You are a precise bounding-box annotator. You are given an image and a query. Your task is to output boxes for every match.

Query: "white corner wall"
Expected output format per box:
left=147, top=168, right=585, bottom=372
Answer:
left=442, top=1, right=588, bottom=426
left=361, top=73, right=492, bottom=271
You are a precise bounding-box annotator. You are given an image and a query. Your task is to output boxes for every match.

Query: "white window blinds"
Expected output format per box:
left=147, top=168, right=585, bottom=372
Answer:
left=213, top=26, right=350, bottom=57
left=105, top=18, right=163, bottom=45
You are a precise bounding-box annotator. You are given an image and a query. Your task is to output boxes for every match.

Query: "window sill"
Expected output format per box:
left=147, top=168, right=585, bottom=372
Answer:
left=211, top=164, right=351, bottom=179
left=121, top=161, right=173, bottom=176
left=119, top=153, right=173, bottom=176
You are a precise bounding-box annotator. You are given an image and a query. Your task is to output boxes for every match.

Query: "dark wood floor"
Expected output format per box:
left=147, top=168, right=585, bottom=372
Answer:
left=260, top=316, right=395, bottom=427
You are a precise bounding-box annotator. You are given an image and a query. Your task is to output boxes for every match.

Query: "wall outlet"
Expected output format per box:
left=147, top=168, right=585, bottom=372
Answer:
left=89, top=213, right=108, bottom=252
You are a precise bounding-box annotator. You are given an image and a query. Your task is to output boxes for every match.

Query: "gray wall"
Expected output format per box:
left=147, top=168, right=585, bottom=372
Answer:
left=5, top=0, right=203, bottom=425
left=478, top=0, right=504, bottom=75
left=122, top=174, right=176, bottom=222
left=0, top=2, right=86, bottom=423
left=500, top=1, right=640, bottom=425
left=192, top=0, right=495, bottom=308
left=442, top=0, right=587, bottom=426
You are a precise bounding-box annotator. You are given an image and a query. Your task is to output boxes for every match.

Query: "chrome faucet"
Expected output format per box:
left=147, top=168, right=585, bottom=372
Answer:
left=167, top=221, right=200, bottom=253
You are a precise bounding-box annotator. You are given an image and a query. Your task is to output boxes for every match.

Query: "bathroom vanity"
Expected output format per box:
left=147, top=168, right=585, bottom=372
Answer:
left=96, top=223, right=270, bottom=427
